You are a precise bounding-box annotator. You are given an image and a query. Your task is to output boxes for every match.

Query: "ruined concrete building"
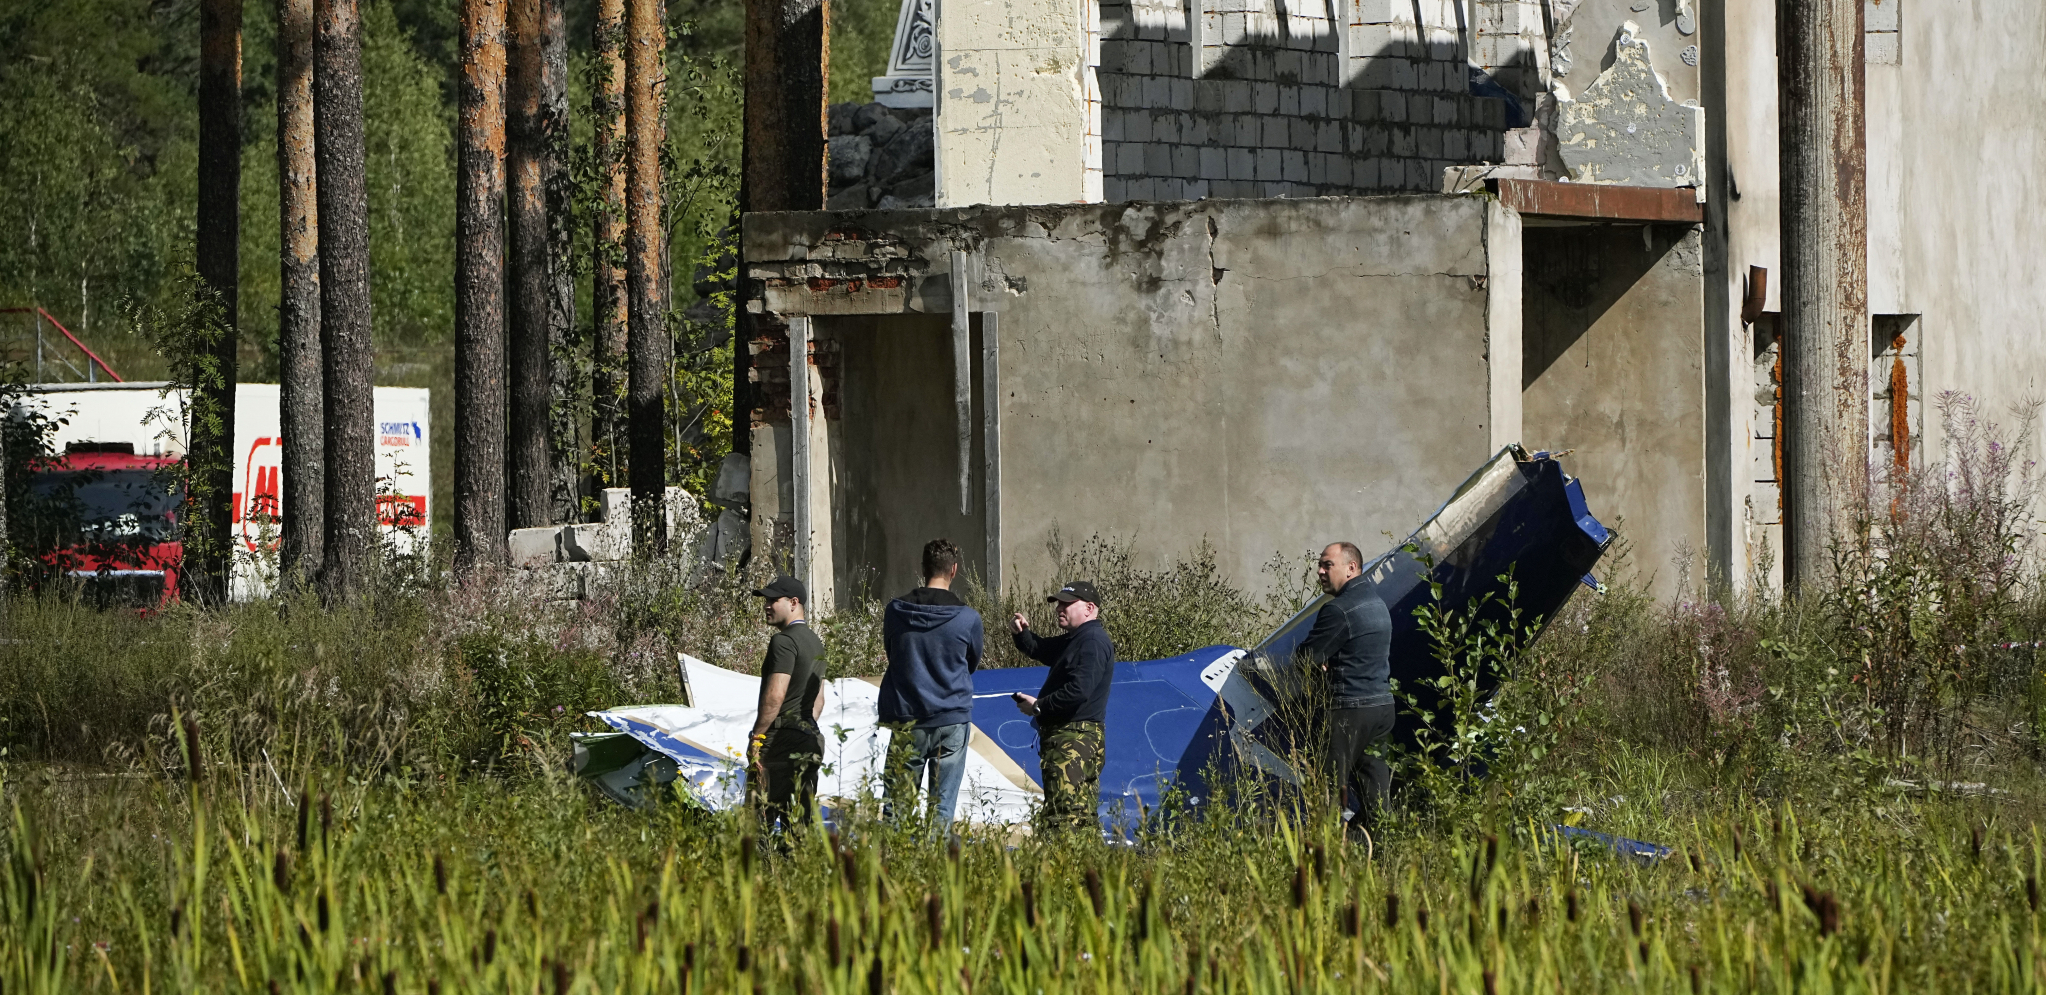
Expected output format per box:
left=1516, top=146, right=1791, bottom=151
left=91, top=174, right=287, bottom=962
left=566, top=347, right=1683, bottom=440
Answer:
left=741, top=0, right=2046, bottom=606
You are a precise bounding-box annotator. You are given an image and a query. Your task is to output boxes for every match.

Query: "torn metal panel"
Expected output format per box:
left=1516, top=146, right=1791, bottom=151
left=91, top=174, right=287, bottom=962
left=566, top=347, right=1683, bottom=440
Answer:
left=578, top=448, right=1609, bottom=830
left=1553, top=21, right=1705, bottom=191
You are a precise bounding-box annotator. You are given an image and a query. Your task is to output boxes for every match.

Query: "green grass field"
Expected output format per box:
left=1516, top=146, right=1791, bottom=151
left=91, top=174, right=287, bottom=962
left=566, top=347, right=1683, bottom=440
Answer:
left=8, top=407, right=2046, bottom=992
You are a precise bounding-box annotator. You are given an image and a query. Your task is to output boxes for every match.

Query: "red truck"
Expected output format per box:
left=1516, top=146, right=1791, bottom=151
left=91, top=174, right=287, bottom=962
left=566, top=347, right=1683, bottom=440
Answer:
left=25, top=443, right=184, bottom=605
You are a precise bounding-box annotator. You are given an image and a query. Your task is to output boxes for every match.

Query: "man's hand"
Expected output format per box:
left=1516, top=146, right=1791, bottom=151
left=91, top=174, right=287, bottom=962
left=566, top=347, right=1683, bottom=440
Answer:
left=1010, top=613, right=1030, bottom=634
left=1012, top=692, right=1038, bottom=716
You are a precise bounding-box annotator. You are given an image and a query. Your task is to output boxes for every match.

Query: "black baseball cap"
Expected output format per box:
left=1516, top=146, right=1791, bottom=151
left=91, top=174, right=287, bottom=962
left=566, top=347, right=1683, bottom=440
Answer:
left=752, top=574, right=807, bottom=603
left=1047, top=580, right=1101, bottom=606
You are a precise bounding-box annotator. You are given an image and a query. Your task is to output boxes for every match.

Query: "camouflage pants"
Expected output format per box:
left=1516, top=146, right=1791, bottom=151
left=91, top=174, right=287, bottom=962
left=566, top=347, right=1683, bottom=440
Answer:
left=754, top=718, right=824, bottom=832
left=1036, top=720, right=1104, bottom=835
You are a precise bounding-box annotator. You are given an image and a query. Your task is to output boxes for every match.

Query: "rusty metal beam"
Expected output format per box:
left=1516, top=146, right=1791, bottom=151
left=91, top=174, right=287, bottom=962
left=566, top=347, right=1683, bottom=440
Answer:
left=1492, top=179, right=1704, bottom=224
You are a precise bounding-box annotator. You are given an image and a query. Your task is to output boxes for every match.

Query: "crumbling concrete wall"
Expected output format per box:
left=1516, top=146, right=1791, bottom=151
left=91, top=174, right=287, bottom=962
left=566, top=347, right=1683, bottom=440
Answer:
left=1522, top=223, right=1706, bottom=599
left=744, top=196, right=1522, bottom=598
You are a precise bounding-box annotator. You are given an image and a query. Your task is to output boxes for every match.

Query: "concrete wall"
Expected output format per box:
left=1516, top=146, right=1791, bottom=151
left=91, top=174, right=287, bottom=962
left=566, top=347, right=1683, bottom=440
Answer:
left=934, top=0, right=1097, bottom=206
left=744, top=196, right=1520, bottom=599
left=1522, top=223, right=1706, bottom=598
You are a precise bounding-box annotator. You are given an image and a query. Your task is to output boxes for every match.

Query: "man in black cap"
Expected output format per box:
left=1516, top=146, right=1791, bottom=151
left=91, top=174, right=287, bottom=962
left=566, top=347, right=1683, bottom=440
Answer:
left=748, top=574, right=827, bottom=831
left=1301, top=541, right=1393, bottom=840
left=1009, top=580, right=1115, bottom=834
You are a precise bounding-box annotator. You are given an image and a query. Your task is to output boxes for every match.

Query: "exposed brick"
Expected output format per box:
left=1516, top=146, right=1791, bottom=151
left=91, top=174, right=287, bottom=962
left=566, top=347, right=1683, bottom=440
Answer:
left=1354, top=156, right=1380, bottom=190
left=1276, top=48, right=1303, bottom=82
left=1325, top=153, right=1353, bottom=188
left=1261, top=115, right=1290, bottom=147
left=1255, top=147, right=1283, bottom=180
left=1183, top=114, right=1210, bottom=145
left=1172, top=143, right=1200, bottom=177
left=1143, top=75, right=1173, bottom=107
left=1123, top=111, right=1151, bottom=142
left=1195, top=79, right=1226, bottom=113
left=1307, top=151, right=1326, bottom=184
left=1289, top=116, right=1316, bottom=149
left=1126, top=41, right=1153, bottom=74
left=1300, top=84, right=1326, bottom=118
left=1364, top=126, right=1390, bottom=155
left=1443, top=128, right=1467, bottom=160
left=1390, top=128, right=1415, bottom=157
left=1254, top=81, right=1280, bottom=114
left=1200, top=146, right=1229, bottom=179
left=1416, top=126, right=1442, bottom=158
left=1144, top=142, right=1173, bottom=175
left=1104, top=111, right=1126, bottom=142
left=1103, top=176, right=1130, bottom=202
left=1228, top=147, right=1256, bottom=179
left=1317, top=119, right=1342, bottom=152
left=1172, top=78, right=1195, bottom=110
left=1278, top=84, right=1301, bottom=116
left=1282, top=149, right=1308, bottom=182
left=1224, top=79, right=1254, bottom=113
left=1434, top=95, right=1458, bottom=125
left=1116, top=142, right=1146, bottom=173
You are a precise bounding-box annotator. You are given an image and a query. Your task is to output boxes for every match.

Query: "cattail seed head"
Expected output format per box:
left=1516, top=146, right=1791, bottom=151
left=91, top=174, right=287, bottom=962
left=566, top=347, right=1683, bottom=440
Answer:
left=273, top=850, right=291, bottom=895
left=926, top=893, right=944, bottom=948
left=1690, top=964, right=1703, bottom=994
left=297, top=791, right=312, bottom=852
left=525, top=888, right=539, bottom=919
left=553, top=959, right=572, bottom=995
left=636, top=910, right=649, bottom=954
left=1291, top=864, right=1307, bottom=909
left=1308, top=842, right=1325, bottom=880
left=1731, top=827, right=1743, bottom=861
left=1483, top=970, right=1497, bottom=995
left=1342, top=901, right=1361, bottom=937
left=1484, top=835, right=1498, bottom=879
left=647, top=899, right=660, bottom=925
left=270, top=980, right=282, bottom=995
left=1565, top=889, right=1579, bottom=922
left=429, top=980, right=441, bottom=995
left=1972, top=824, right=1985, bottom=860
left=1627, top=900, right=1644, bottom=936
left=1524, top=895, right=1541, bottom=923
left=319, top=793, right=333, bottom=842
left=866, top=954, right=883, bottom=995
left=1022, top=879, right=1038, bottom=928
left=170, top=902, right=184, bottom=937
left=839, top=847, right=859, bottom=890
left=483, top=929, right=497, bottom=965
left=181, top=713, right=204, bottom=783
left=1084, top=868, right=1105, bottom=917
left=736, top=944, right=751, bottom=972
left=1384, top=891, right=1399, bottom=928
left=741, top=836, right=756, bottom=876
left=317, top=893, right=329, bottom=932
left=684, top=942, right=696, bottom=974
left=1415, top=900, right=1430, bottom=933
left=948, top=838, right=962, bottom=863
left=382, top=971, right=396, bottom=995
left=433, top=854, right=448, bottom=896
left=828, top=917, right=842, bottom=968
left=2028, top=876, right=2040, bottom=913
left=1137, top=883, right=1152, bottom=944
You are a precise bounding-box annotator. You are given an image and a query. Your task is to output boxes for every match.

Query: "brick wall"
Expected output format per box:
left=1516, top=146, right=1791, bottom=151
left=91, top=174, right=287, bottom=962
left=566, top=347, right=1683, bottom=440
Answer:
left=1097, top=0, right=1508, bottom=199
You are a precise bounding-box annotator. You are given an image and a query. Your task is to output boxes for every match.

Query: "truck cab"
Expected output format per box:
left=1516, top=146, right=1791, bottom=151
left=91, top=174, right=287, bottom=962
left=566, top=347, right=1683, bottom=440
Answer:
left=25, top=442, right=183, bottom=606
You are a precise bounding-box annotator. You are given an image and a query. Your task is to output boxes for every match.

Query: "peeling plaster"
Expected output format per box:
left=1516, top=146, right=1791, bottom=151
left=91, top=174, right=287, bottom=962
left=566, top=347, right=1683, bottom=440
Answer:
left=1553, top=21, right=1704, bottom=190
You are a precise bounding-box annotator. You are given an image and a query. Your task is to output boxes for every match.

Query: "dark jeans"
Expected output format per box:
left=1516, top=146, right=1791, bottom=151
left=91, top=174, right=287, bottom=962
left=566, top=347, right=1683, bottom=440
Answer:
left=881, top=720, right=971, bottom=829
left=1327, top=702, right=1395, bottom=832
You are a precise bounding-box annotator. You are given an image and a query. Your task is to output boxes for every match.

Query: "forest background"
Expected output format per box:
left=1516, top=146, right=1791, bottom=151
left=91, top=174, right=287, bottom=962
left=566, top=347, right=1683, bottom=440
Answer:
left=0, top=0, right=899, bottom=517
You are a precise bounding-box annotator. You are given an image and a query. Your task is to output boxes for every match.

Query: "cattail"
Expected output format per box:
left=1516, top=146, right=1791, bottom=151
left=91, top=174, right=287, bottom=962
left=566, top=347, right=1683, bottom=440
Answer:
left=170, top=902, right=184, bottom=937
left=1484, top=834, right=1499, bottom=880
left=737, top=944, right=752, bottom=971
left=948, top=838, right=962, bottom=863
left=1765, top=880, right=1779, bottom=907
left=317, top=893, right=329, bottom=932
left=1415, top=900, right=1429, bottom=933
left=1483, top=970, right=1497, bottom=995
left=926, top=893, right=944, bottom=948
left=828, top=917, right=842, bottom=968
left=525, top=888, right=539, bottom=919
left=270, top=980, right=282, bottom=995
left=1689, top=964, right=1703, bottom=994
left=1972, top=824, right=1985, bottom=861
left=1688, top=848, right=1702, bottom=873
left=1639, top=940, right=1650, bottom=963
left=297, top=789, right=312, bottom=852
left=840, top=846, right=859, bottom=890
left=1524, top=895, right=1541, bottom=924
left=1084, top=868, right=1105, bottom=917
left=1308, top=842, right=1325, bottom=879
left=1136, top=883, right=1152, bottom=943
left=1801, top=886, right=1840, bottom=936
left=434, top=854, right=448, bottom=896
left=647, top=899, right=661, bottom=926
left=483, top=928, right=498, bottom=965
left=741, top=836, right=756, bottom=876
left=299, top=924, right=311, bottom=950
left=1731, top=828, right=1743, bottom=861
left=1384, top=891, right=1400, bottom=928
left=1023, top=879, right=1038, bottom=928
left=1183, top=971, right=1196, bottom=995
left=1497, top=904, right=1508, bottom=932
left=867, top=953, right=884, bottom=995
left=2028, top=876, right=2040, bottom=913
left=1627, top=900, right=1644, bottom=936
left=1565, top=889, right=1579, bottom=923
left=1291, top=863, right=1308, bottom=909
left=1771, top=813, right=1783, bottom=838
left=320, top=792, right=333, bottom=841
left=636, top=910, right=650, bottom=953
left=429, top=981, right=441, bottom=995
left=273, top=850, right=291, bottom=895
left=1342, top=901, right=1361, bottom=937
left=382, top=971, right=396, bottom=995
left=181, top=713, right=204, bottom=783
left=554, top=959, right=572, bottom=995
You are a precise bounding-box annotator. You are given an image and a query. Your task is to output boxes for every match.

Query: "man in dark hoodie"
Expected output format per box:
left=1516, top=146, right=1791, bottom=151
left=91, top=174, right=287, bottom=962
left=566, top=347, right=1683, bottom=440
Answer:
left=1301, top=541, right=1394, bottom=840
left=878, top=538, right=984, bottom=828
left=1010, top=580, right=1115, bottom=835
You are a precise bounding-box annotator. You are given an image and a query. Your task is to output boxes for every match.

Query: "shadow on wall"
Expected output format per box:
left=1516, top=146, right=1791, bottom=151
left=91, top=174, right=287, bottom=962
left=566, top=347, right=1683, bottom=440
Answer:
left=1521, top=224, right=1677, bottom=389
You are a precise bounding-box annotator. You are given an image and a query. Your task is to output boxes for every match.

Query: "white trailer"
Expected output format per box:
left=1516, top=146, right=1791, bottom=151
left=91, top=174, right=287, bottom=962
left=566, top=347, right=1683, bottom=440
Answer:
left=17, top=382, right=431, bottom=598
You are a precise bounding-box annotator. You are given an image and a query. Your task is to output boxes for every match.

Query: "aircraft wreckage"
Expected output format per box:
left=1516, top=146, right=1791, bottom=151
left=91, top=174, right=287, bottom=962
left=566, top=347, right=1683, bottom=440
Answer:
left=571, top=446, right=1611, bottom=829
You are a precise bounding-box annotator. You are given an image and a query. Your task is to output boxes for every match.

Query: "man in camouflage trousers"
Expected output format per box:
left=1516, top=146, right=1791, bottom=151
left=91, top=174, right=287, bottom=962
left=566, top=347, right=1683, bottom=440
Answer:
left=1010, top=581, right=1115, bottom=835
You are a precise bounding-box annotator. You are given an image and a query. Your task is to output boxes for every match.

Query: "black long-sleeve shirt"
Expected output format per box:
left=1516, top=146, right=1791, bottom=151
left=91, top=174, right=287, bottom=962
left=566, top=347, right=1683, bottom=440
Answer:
left=1300, top=576, right=1393, bottom=705
left=1015, top=619, right=1115, bottom=725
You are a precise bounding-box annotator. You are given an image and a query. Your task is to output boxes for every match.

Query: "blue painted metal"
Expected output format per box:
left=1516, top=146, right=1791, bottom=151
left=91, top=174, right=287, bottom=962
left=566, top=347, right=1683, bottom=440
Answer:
left=982, top=446, right=1612, bottom=827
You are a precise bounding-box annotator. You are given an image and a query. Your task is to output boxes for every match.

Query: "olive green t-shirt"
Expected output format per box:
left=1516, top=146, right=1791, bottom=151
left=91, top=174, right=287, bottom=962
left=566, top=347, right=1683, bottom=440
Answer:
left=762, top=621, right=826, bottom=726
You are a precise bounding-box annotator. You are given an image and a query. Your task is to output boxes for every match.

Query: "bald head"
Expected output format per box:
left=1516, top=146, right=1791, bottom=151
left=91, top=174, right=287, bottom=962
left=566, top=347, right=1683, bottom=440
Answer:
left=1318, top=542, right=1363, bottom=594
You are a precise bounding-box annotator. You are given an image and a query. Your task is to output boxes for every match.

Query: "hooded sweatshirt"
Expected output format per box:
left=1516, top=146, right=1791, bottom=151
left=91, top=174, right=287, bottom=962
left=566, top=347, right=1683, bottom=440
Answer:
left=878, top=589, right=985, bottom=729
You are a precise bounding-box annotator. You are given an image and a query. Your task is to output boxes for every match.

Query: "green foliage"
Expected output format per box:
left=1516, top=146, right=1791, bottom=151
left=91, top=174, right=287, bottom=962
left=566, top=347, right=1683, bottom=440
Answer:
left=830, top=0, right=905, bottom=104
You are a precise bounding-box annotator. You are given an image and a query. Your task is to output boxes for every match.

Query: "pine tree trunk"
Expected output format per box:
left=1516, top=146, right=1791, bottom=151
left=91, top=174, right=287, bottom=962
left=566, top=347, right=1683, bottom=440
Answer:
left=507, top=0, right=551, bottom=530
left=315, top=0, right=375, bottom=602
left=192, top=0, right=242, bottom=605
left=455, top=0, right=509, bottom=576
left=277, top=0, right=324, bottom=586
left=541, top=0, right=578, bottom=524
left=625, top=0, right=667, bottom=554
left=591, top=0, right=628, bottom=495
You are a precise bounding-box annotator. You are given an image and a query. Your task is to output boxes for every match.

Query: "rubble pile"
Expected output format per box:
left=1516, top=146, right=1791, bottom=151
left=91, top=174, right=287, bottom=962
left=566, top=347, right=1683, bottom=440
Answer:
left=826, top=101, right=935, bottom=211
